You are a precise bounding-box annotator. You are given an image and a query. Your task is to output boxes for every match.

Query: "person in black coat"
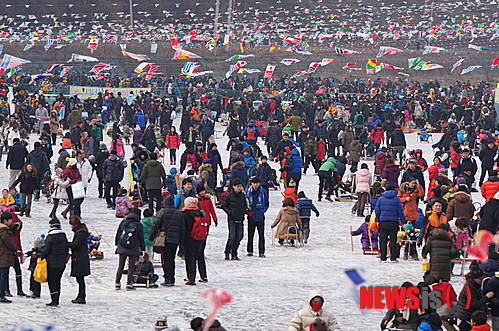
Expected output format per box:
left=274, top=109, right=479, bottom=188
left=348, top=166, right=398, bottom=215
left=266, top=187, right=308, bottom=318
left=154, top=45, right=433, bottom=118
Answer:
left=181, top=197, right=205, bottom=286
left=389, top=126, right=406, bottom=161
left=140, top=125, right=158, bottom=153
left=478, top=194, right=499, bottom=235
left=27, top=141, right=50, bottom=200
left=479, top=140, right=498, bottom=186
left=114, top=208, right=144, bottom=290
left=41, top=219, right=69, bottom=306
left=13, top=164, right=39, bottom=217
left=457, top=269, right=494, bottom=331
left=265, top=121, right=282, bottom=158
left=256, top=156, right=273, bottom=189
left=484, top=266, right=499, bottom=327
left=198, top=114, right=214, bottom=152
left=95, top=143, right=110, bottom=198
left=68, top=216, right=90, bottom=304
left=225, top=115, right=240, bottom=151
left=6, top=138, right=28, bottom=188
left=149, top=196, right=185, bottom=286
left=222, top=178, right=248, bottom=260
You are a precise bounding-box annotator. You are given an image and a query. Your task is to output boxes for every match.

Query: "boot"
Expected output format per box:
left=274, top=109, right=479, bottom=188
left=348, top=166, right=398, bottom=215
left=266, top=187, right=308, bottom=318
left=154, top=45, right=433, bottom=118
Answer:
left=61, top=207, right=70, bottom=219
left=412, top=253, right=419, bottom=261
left=403, top=252, right=409, bottom=260
left=69, top=209, right=75, bottom=217
left=224, top=254, right=230, bottom=260
left=16, top=275, right=26, bottom=297
left=19, top=209, right=24, bottom=217
left=185, top=273, right=196, bottom=286
left=46, top=292, right=59, bottom=306
left=71, top=297, right=86, bottom=304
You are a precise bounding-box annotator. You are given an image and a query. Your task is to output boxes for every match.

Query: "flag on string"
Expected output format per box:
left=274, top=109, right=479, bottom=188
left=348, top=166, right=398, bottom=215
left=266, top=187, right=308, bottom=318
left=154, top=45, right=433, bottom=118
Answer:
left=287, top=47, right=313, bottom=55
left=291, top=70, right=312, bottom=79
left=342, top=63, right=356, bottom=69
left=269, top=42, right=277, bottom=52
left=180, top=62, right=198, bottom=76
left=309, top=62, right=320, bottom=72
left=134, top=62, right=152, bottom=73
left=398, top=72, right=410, bottom=77
left=87, top=38, right=99, bottom=53
left=46, top=64, right=62, bottom=72
left=366, top=59, right=377, bottom=74
left=0, top=45, right=3, bottom=55
left=413, top=60, right=428, bottom=70
left=376, top=46, right=403, bottom=57
left=23, top=44, right=34, bottom=52
left=119, top=44, right=127, bottom=51
left=59, top=65, right=72, bottom=77
left=380, top=63, right=403, bottom=70
left=172, top=48, right=201, bottom=60
left=321, top=58, right=338, bottom=66
left=0, top=54, right=31, bottom=70
left=54, top=45, right=67, bottom=49
left=68, top=53, right=98, bottom=62
left=461, top=66, right=482, bottom=75
left=225, top=61, right=248, bottom=78
left=335, top=47, right=360, bottom=54
left=150, top=43, right=157, bottom=54
left=225, top=54, right=254, bottom=62
left=90, top=63, right=110, bottom=74
left=346, top=68, right=363, bottom=72
left=421, top=63, right=443, bottom=71
left=238, top=68, right=261, bottom=74
left=44, top=38, right=55, bottom=51
left=201, top=289, right=233, bottom=331
left=223, top=34, right=232, bottom=45
left=89, top=72, right=110, bottom=81
left=492, top=56, right=499, bottom=69
left=422, top=46, right=446, bottom=55
left=468, top=44, right=489, bottom=51
left=122, top=51, right=150, bottom=61
left=408, top=57, right=423, bottom=68
left=30, top=73, right=53, bottom=84
left=280, top=59, right=300, bottom=66
left=451, top=57, right=466, bottom=72
left=240, top=43, right=245, bottom=53
left=264, top=64, right=276, bottom=78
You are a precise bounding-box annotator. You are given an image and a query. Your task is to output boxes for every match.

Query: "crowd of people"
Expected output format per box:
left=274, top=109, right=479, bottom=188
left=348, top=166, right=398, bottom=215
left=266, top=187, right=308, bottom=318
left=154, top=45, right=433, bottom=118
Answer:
left=0, top=74, right=498, bottom=329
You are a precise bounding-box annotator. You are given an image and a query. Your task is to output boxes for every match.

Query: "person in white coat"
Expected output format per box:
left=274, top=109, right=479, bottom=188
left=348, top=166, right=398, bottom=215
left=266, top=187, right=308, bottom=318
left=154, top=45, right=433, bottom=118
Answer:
left=288, top=290, right=341, bottom=331
left=49, top=167, right=70, bottom=221
left=75, top=149, right=92, bottom=218
left=353, top=163, right=372, bottom=218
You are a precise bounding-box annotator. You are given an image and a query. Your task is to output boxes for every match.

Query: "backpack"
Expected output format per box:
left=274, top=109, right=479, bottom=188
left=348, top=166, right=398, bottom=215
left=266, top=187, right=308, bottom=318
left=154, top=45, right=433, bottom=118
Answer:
left=207, top=171, right=217, bottom=188
left=247, top=127, right=256, bottom=139
left=186, top=153, right=199, bottom=169
left=118, top=220, right=138, bottom=249
left=190, top=215, right=209, bottom=240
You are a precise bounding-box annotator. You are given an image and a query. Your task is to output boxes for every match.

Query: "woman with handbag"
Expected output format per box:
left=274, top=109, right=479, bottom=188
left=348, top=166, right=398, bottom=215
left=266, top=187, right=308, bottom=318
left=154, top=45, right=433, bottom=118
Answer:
left=148, top=195, right=185, bottom=286
left=61, top=158, right=82, bottom=219
left=41, top=219, right=69, bottom=306
left=68, top=216, right=90, bottom=304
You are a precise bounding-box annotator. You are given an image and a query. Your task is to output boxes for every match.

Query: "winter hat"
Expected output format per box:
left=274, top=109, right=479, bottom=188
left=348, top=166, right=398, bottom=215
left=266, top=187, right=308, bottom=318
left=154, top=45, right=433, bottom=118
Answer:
left=183, top=197, right=199, bottom=209
left=375, top=187, right=385, bottom=195
left=100, top=143, right=107, bottom=150
left=154, top=315, right=168, bottom=330
left=54, top=167, right=64, bottom=176
left=298, top=191, right=305, bottom=198
left=44, top=117, right=50, bottom=125
left=408, top=159, right=417, bottom=164
left=110, top=150, right=118, bottom=155
left=49, top=218, right=61, bottom=228
left=196, top=185, right=206, bottom=194
left=404, top=223, right=413, bottom=231
left=34, top=141, right=41, bottom=149
left=68, top=158, right=77, bottom=166
left=456, top=176, right=466, bottom=186
left=202, top=159, right=212, bottom=164
left=470, top=269, right=485, bottom=279
left=170, top=167, right=177, bottom=175
left=163, top=195, right=174, bottom=207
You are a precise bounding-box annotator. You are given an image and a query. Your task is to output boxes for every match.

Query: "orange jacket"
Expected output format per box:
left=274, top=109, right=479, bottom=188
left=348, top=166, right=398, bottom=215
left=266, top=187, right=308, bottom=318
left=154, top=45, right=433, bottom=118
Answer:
left=398, top=184, right=422, bottom=221
left=481, top=180, right=499, bottom=202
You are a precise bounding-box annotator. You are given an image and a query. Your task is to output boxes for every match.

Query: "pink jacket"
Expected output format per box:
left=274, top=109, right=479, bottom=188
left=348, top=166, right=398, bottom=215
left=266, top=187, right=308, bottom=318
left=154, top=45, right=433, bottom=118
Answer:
left=115, top=196, right=134, bottom=215
left=355, top=168, right=372, bottom=193
left=110, top=139, right=125, bottom=157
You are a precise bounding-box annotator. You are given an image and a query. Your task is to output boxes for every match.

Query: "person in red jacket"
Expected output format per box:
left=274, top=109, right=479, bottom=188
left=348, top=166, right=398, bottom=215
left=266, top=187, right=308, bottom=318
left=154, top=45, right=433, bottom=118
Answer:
left=481, top=170, right=499, bottom=202
left=369, top=123, right=384, bottom=151
left=165, top=126, right=181, bottom=165
left=5, top=214, right=25, bottom=297
left=414, top=149, right=429, bottom=172
left=314, top=137, right=326, bottom=174
left=450, top=142, right=461, bottom=179
left=196, top=185, right=217, bottom=283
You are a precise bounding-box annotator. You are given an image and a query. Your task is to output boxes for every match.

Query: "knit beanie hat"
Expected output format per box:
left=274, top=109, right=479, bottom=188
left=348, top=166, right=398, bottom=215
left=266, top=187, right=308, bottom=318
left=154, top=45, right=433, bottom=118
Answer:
left=196, top=185, right=206, bottom=194
left=183, top=197, right=198, bottom=209
left=470, top=269, right=484, bottom=279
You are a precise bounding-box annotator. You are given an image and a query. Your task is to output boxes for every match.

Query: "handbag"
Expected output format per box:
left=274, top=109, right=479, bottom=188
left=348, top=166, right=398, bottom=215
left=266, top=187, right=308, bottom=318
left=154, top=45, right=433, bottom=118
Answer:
left=154, top=231, right=166, bottom=247
left=71, top=181, right=85, bottom=199
left=34, top=258, right=48, bottom=283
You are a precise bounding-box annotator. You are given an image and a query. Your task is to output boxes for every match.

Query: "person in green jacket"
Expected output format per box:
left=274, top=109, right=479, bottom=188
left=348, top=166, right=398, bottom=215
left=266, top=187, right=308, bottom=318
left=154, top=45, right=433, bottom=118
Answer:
left=91, top=119, right=105, bottom=156
left=289, top=111, right=302, bottom=139
left=303, top=132, right=318, bottom=175
left=318, top=157, right=337, bottom=202
left=140, top=152, right=167, bottom=212
left=352, top=112, right=365, bottom=137
left=140, top=208, right=155, bottom=258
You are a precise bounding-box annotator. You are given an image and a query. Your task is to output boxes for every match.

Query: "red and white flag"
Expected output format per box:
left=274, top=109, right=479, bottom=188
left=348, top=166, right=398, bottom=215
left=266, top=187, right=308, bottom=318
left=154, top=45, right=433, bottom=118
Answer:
left=201, top=289, right=233, bottom=331
left=264, top=64, right=276, bottom=78
left=87, top=38, right=99, bottom=53
left=90, top=63, right=110, bottom=74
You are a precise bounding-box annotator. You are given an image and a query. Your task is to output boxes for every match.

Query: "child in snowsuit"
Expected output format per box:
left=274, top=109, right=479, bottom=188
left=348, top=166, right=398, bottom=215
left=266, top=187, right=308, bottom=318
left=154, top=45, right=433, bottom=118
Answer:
left=295, top=191, right=319, bottom=243
left=9, top=187, right=22, bottom=210
left=26, top=234, right=45, bottom=298
left=166, top=168, right=178, bottom=195
left=130, top=184, right=146, bottom=206
left=351, top=215, right=379, bottom=250
left=133, top=252, right=158, bottom=286
left=401, top=222, right=419, bottom=260
left=243, top=148, right=256, bottom=177
left=140, top=208, right=155, bottom=258
left=0, top=188, right=16, bottom=211
left=115, top=189, right=134, bottom=217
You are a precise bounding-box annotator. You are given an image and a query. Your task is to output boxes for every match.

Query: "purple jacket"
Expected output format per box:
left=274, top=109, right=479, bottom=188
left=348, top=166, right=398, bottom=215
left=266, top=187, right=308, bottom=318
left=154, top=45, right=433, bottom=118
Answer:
left=382, top=164, right=401, bottom=188
left=352, top=222, right=379, bottom=242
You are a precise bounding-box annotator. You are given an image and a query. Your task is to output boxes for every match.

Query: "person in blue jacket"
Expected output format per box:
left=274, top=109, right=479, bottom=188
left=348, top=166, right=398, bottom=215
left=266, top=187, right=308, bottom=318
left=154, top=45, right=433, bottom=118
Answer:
left=375, top=185, right=406, bottom=263
left=243, top=148, right=256, bottom=177
left=281, top=147, right=303, bottom=191
left=296, top=191, right=319, bottom=243
left=134, top=110, right=146, bottom=131
left=245, top=177, right=269, bottom=257
left=230, top=160, right=249, bottom=188
left=416, top=307, right=443, bottom=331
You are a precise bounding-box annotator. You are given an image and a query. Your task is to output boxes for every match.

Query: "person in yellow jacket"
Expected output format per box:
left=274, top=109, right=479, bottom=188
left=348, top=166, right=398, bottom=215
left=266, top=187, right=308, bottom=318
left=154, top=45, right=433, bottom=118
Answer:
left=0, top=189, right=15, bottom=212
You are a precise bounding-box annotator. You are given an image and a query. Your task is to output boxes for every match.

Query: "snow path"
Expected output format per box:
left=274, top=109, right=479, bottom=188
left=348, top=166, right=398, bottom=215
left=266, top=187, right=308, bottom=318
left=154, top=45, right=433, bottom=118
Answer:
left=1, top=122, right=483, bottom=330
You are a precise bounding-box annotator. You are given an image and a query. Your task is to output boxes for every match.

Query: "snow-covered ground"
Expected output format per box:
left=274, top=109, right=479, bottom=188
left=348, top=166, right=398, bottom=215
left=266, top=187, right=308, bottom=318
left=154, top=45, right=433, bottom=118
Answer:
left=1, top=121, right=484, bottom=330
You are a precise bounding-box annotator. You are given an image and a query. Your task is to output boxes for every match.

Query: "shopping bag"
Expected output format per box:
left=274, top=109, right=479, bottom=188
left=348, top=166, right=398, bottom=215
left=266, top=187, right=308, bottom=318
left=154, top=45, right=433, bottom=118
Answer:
left=34, top=258, right=48, bottom=283
left=422, top=258, right=430, bottom=271
left=71, top=181, right=85, bottom=199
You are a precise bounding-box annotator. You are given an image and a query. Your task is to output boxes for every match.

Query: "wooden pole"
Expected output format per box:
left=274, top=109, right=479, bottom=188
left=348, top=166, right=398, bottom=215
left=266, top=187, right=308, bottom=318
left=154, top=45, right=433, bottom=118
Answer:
left=90, top=225, right=110, bottom=246
left=349, top=225, right=354, bottom=252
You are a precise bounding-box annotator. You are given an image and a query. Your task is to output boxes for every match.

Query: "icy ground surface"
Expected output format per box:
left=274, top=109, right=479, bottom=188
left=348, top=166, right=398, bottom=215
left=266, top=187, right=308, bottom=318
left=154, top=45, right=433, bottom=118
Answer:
left=1, top=121, right=484, bottom=330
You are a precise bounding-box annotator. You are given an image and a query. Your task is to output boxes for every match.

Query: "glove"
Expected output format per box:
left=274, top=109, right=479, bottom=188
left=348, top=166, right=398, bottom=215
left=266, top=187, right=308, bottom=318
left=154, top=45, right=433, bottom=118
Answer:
left=315, top=212, right=320, bottom=217
left=214, top=220, right=218, bottom=227
left=417, top=240, right=423, bottom=247
left=380, top=320, right=388, bottom=331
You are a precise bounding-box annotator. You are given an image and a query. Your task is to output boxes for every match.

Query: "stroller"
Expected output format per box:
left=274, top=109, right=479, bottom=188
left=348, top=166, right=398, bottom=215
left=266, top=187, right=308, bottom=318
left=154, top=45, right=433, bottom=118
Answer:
left=417, top=129, right=432, bottom=143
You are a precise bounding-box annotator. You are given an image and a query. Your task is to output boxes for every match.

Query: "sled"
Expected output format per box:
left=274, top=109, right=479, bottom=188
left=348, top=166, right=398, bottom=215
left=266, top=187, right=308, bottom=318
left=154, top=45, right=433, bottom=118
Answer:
left=361, top=157, right=374, bottom=161
left=334, top=197, right=355, bottom=202
left=89, top=249, right=104, bottom=260
left=452, top=257, right=480, bottom=276
left=115, top=214, right=126, bottom=218
left=363, top=249, right=380, bottom=255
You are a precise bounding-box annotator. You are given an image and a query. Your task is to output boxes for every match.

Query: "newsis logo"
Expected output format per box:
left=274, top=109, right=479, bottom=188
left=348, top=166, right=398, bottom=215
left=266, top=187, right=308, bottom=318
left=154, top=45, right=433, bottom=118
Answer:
left=359, top=286, right=451, bottom=310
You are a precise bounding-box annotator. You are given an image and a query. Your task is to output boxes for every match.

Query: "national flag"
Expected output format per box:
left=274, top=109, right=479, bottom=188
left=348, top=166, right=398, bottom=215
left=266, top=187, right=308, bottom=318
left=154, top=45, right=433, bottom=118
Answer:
left=264, top=64, right=276, bottom=78
left=30, top=73, right=53, bottom=84
left=225, top=54, right=255, bottom=62
left=461, top=66, right=482, bottom=75
left=201, top=289, right=233, bottom=331
left=468, top=44, right=489, bottom=51
left=335, top=47, right=360, bottom=54
left=346, top=68, right=363, bottom=72
left=413, top=60, right=428, bottom=70
left=380, top=63, right=403, bottom=70
left=122, top=51, right=150, bottom=61
left=291, top=70, right=312, bottom=79
left=342, top=63, right=356, bottom=69
left=119, top=44, right=127, bottom=51
left=172, top=48, right=201, bottom=60
left=145, top=65, right=161, bottom=80
left=54, top=45, right=67, bottom=49
left=492, top=56, right=499, bottom=68
left=309, top=62, right=320, bottom=72
left=269, top=42, right=277, bottom=52
left=344, top=269, right=369, bottom=316
left=366, top=59, right=377, bottom=74
left=89, top=72, right=110, bottom=81
left=150, top=43, right=158, bottom=54
left=280, top=59, right=299, bottom=66
left=321, top=58, right=338, bottom=66
left=44, top=38, right=55, bottom=51
left=283, top=35, right=302, bottom=44
left=225, top=60, right=248, bottom=78
left=90, top=63, right=110, bottom=74
left=422, top=46, right=446, bottom=55
left=240, top=42, right=245, bottom=53
left=237, top=68, right=261, bottom=74
left=451, top=57, right=466, bottom=72
left=408, top=57, right=423, bottom=69
left=398, top=72, right=410, bottom=77
left=287, top=47, right=312, bottom=55
left=0, top=54, right=31, bottom=70
left=59, top=66, right=72, bottom=77
left=68, top=53, right=99, bottom=62
left=376, top=46, right=403, bottom=57
left=0, top=45, right=3, bottom=55
left=181, top=62, right=199, bottom=76
left=421, top=63, right=443, bottom=71
left=87, top=38, right=99, bottom=53
left=23, top=44, right=34, bottom=52
left=256, top=35, right=266, bottom=45
left=46, top=64, right=62, bottom=72
left=223, top=34, right=232, bottom=45
left=134, top=62, right=152, bottom=73
left=318, top=34, right=334, bottom=42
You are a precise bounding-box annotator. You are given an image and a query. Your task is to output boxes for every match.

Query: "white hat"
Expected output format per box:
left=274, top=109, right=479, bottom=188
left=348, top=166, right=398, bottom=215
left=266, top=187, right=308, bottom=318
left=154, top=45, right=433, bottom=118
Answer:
left=68, top=158, right=77, bottom=166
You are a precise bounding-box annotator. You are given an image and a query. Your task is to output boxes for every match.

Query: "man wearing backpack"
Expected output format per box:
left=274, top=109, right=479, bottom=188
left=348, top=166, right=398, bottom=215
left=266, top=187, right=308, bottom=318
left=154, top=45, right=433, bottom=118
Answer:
left=115, top=208, right=144, bottom=290
left=180, top=143, right=203, bottom=173
left=246, top=177, right=269, bottom=258
left=140, top=152, right=167, bottom=213
left=222, top=178, right=248, bottom=261
left=352, top=111, right=365, bottom=138
left=198, top=160, right=216, bottom=195
left=243, top=120, right=259, bottom=147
